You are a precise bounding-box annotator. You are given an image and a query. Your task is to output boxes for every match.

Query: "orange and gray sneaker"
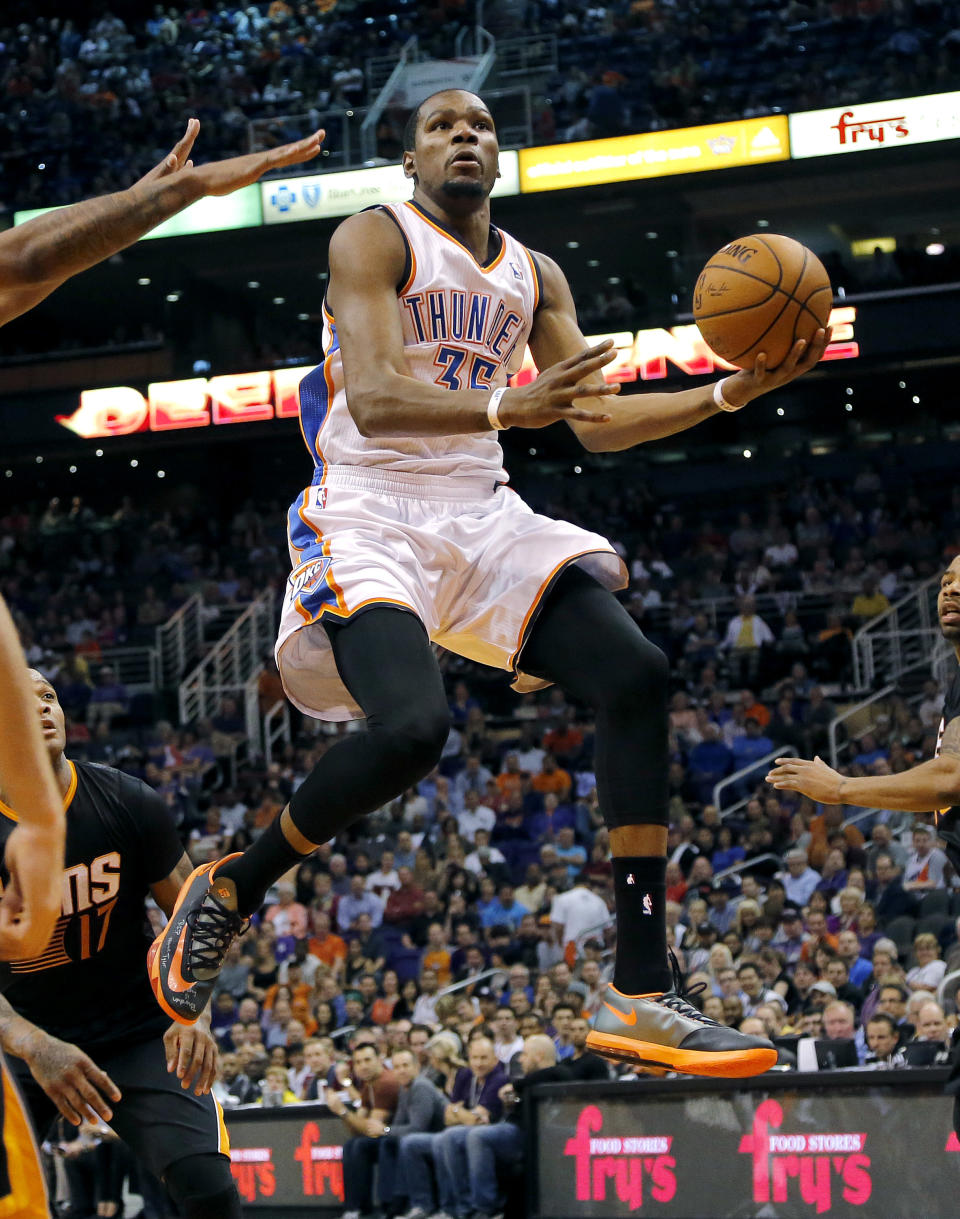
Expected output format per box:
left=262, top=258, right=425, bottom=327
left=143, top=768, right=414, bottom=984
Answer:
left=148, top=854, right=248, bottom=1025
left=587, top=961, right=777, bottom=1079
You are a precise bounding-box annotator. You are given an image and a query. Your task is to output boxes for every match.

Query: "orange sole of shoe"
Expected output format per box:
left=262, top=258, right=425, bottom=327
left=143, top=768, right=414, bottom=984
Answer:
left=147, top=862, right=219, bottom=1027
left=586, top=1031, right=777, bottom=1078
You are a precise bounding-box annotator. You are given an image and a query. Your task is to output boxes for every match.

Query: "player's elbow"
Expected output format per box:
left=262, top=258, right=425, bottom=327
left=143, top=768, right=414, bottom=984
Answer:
left=934, top=757, right=960, bottom=806
left=347, top=393, right=380, bottom=438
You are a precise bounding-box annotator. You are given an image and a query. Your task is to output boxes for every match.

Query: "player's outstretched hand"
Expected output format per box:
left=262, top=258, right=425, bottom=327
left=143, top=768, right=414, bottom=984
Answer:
left=164, top=1021, right=218, bottom=1095
left=25, top=1034, right=122, bottom=1126
left=0, top=823, right=65, bottom=961
left=723, top=327, right=833, bottom=408
left=136, top=118, right=201, bottom=185
left=133, top=120, right=324, bottom=197
left=500, top=340, right=620, bottom=429
left=190, top=129, right=325, bottom=198
left=766, top=754, right=843, bottom=804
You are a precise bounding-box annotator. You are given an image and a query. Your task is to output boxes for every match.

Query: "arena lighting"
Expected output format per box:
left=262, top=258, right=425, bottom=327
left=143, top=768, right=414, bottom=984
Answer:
left=777, top=407, right=785, bottom=416
left=743, top=449, right=752, bottom=458
left=59, top=309, right=860, bottom=442
left=926, top=242, right=945, bottom=255
left=137, top=277, right=150, bottom=286
left=35, top=456, right=42, bottom=464
left=69, top=465, right=77, bottom=473
left=130, top=459, right=138, bottom=467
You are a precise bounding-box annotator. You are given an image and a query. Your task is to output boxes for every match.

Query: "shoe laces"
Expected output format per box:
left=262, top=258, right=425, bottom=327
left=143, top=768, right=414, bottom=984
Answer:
left=185, top=891, right=248, bottom=973
left=651, top=948, right=717, bottom=1026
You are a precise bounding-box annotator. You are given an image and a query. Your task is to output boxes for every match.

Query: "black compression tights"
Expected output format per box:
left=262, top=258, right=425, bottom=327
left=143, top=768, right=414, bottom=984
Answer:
left=281, top=564, right=668, bottom=848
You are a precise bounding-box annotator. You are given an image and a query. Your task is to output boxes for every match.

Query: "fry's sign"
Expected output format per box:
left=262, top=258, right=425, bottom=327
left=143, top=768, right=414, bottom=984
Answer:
left=57, top=308, right=858, bottom=441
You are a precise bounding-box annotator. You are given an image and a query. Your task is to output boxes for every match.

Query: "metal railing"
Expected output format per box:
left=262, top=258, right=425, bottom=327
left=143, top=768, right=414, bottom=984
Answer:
left=853, top=573, right=940, bottom=689
left=714, top=854, right=781, bottom=883
left=713, top=745, right=797, bottom=818
left=360, top=36, right=420, bottom=164
left=493, top=34, right=557, bottom=78
left=827, top=684, right=896, bottom=769
left=248, top=108, right=368, bottom=173
left=178, top=588, right=276, bottom=732
left=264, top=698, right=292, bottom=767
left=156, top=593, right=203, bottom=688
left=841, top=806, right=911, bottom=836
left=97, top=646, right=159, bottom=694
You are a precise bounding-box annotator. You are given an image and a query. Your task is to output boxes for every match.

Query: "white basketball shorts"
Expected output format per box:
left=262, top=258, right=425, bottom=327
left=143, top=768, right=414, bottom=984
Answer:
left=276, top=466, right=626, bottom=721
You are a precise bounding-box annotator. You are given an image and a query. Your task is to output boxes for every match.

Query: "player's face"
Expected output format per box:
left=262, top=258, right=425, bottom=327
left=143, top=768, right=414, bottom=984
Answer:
left=30, top=671, right=66, bottom=756
left=938, top=557, right=960, bottom=642
left=405, top=91, right=499, bottom=203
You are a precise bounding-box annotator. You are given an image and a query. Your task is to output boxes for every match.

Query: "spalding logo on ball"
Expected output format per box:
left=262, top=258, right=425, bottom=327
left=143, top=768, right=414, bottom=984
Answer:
left=693, top=234, right=833, bottom=370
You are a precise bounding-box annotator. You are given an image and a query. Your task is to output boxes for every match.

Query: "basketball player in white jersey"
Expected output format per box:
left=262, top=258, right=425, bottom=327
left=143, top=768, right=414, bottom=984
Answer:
left=152, top=89, right=828, bottom=1077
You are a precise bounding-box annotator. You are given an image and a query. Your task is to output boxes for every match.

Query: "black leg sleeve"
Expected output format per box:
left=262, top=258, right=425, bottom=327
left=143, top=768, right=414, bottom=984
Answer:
left=519, top=565, right=669, bottom=829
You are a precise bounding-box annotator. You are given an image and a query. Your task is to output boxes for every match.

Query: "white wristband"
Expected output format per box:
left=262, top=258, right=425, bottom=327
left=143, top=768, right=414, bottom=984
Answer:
left=713, top=377, right=742, bottom=412
left=487, top=386, right=509, bottom=431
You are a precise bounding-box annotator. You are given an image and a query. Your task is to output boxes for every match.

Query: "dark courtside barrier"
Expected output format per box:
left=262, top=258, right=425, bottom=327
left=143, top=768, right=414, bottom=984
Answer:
left=530, top=1068, right=959, bottom=1218
left=225, top=1069, right=958, bottom=1217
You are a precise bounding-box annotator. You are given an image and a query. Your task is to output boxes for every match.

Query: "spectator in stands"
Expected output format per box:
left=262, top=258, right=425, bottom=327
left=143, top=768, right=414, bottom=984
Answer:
left=85, top=663, right=130, bottom=727
left=836, top=929, right=873, bottom=988
left=912, top=1001, right=952, bottom=1062
left=865, top=1013, right=906, bottom=1067
left=367, top=850, right=402, bottom=901
left=401, top=1034, right=507, bottom=1219
left=871, top=853, right=917, bottom=922
left=375, top=1046, right=447, bottom=1218
left=719, top=596, right=775, bottom=684
left=903, top=823, right=950, bottom=891
left=328, top=1042, right=400, bottom=1218
left=458, top=789, right=496, bottom=842
left=865, top=823, right=908, bottom=873
left=777, top=849, right=821, bottom=907
left=264, top=881, right=308, bottom=940
left=549, top=874, right=610, bottom=966
left=906, top=933, right=947, bottom=992
left=851, top=577, right=891, bottom=621
left=338, top=873, right=385, bottom=933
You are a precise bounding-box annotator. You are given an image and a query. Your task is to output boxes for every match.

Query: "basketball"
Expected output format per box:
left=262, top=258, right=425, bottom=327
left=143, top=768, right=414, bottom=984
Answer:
left=693, top=234, right=833, bottom=371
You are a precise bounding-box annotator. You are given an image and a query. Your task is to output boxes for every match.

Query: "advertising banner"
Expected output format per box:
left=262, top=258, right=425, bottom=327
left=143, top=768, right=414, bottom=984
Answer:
left=226, top=1109, right=345, bottom=1209
left=535, top=1077, right=957, bottom=1218
left=261, top=151, right=520, bottom=225
left=789, top=90, right=960, bottom=159
left=518, top=116, right=788, bottom=193
left=13, top=185, right=262, bottom=241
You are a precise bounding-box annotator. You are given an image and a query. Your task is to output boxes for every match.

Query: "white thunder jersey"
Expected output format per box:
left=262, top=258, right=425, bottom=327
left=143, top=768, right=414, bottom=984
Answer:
left=295, top=200, right=541, bottom=491
left=278, top=198, right=625, bottom=721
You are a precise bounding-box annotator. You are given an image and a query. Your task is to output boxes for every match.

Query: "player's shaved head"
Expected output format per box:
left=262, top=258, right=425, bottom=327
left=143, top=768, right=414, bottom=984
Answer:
left=403, top=89, right=492, bottom=152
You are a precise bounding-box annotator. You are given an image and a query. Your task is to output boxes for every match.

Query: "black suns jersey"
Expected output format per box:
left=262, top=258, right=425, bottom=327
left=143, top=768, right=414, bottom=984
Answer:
left=935, top=666, right=960, bottom=861
left=0, top=761, right=184, bottom=1055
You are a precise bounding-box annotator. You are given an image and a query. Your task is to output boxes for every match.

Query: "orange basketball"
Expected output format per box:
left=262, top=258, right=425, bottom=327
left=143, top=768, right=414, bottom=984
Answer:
left=693, top=234, right=833, bottom=371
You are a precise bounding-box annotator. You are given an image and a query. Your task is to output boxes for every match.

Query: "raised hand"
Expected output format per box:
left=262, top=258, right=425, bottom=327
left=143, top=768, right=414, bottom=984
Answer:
left=500, top=341, right=620, bottom=429
left=191, top=129, right=325, bottom=197
left=137, top=118, right=201, bottom=185
left=724, top=327, right=833, bottom=409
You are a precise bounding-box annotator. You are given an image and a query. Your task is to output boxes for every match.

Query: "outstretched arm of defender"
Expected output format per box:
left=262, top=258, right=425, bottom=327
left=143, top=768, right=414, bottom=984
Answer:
left=766, top=718, right=960, bottom=810
left=328, top=210, right=619, bottom=439
left=0, top=597, right=64, bottom=960
left=527, top=252, right=829, bottom=453
left=0, top=120, right=324, bottom=328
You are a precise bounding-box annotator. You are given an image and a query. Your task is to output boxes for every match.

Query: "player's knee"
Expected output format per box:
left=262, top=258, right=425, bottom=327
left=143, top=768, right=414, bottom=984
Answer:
left=377, top=699, right=450, bottom=776
left=602, top=636, right=669, bottom=712
left=164, top=1154, right=240, bottom=1219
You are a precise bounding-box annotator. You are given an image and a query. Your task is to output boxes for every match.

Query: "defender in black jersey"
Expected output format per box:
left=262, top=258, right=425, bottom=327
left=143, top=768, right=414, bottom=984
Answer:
left=0, top=673, right=241, bottom=1219
left=766, top=553, right=960, bottom=854
left=767, top=553, right=960, bottom=1135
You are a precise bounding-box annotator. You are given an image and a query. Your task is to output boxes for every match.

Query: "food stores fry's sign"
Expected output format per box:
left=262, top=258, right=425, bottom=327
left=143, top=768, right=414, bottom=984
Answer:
left=58, top=308, right=858, bottom=441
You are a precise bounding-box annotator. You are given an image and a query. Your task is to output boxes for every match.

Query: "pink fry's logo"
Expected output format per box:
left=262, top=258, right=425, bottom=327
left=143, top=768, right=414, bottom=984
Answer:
left=563, top=1105, right=676, bottom=1210
left=738, top=1099, right=871, bottom=1213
